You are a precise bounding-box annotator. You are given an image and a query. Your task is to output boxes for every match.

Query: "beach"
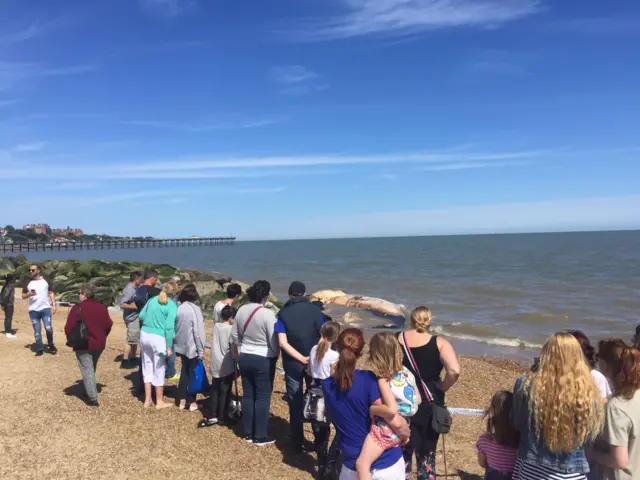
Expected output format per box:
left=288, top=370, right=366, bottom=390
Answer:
left=0, top=297, right=524, bottom=480
left=23, top=231, right=640, bottom=361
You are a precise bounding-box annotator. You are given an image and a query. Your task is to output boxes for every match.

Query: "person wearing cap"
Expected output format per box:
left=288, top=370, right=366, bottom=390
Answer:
left=275, top=280, right=326, bottom=453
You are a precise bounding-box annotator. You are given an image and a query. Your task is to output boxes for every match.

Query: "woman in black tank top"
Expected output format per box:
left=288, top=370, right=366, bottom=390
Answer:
left=399, top=307, right=461, bottom=480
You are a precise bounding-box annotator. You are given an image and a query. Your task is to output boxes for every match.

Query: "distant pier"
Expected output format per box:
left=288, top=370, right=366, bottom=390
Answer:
left=0, top=237, right=236, bottom=253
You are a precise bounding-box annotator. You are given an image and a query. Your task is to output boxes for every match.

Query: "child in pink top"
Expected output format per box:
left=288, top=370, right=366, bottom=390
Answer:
left=477, top=391, right=519, bottom=480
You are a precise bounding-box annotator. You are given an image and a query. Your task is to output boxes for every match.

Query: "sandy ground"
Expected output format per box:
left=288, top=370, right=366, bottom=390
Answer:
left=0, top=299, right=524, bottom=480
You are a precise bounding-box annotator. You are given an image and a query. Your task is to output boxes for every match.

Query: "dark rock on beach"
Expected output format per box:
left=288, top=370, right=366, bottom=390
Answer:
left=0, top=255, right=281, bottom=317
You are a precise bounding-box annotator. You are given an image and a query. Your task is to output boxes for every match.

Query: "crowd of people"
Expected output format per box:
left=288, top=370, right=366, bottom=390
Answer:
left=1, top=264, right=640, bottom=480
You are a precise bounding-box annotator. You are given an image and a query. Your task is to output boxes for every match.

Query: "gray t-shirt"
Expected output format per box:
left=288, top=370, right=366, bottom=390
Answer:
left=598, top=389, right=640, bottom=480
left=119, top=283, right=138, bottom=323
left=210, top=322, right=234, bottom=378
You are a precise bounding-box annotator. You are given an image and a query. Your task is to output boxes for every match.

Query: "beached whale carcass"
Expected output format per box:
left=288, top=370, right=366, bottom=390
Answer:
left=309, top=290, right=406, bottom=318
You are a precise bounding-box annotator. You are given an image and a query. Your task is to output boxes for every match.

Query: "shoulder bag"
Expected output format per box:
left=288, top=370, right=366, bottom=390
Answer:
left=66, top=304, right=89, bottom=350
left=401, top=332, right=452, bottom=435
left=243, top=306, right=263, bottom=333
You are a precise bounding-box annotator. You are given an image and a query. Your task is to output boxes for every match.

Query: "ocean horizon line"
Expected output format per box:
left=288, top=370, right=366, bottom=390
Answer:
left=233, top=227, right=640, bottom=243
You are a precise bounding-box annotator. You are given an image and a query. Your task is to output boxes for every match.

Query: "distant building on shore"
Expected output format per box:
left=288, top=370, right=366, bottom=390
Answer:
left=52, top=226, right=84, bottom=237
left=23, top=224, right=52, bottom=236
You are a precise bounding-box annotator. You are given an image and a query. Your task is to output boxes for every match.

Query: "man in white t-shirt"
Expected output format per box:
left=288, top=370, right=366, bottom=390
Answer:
left=22, top=264, right=56, bottom=356
left=213, top=283, right=242, bottom=323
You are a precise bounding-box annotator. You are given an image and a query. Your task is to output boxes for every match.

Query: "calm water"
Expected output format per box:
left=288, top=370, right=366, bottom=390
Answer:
left=23, top=231, right=640, bottom=361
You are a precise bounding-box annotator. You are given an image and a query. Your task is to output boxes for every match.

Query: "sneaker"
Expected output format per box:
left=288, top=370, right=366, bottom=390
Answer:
left=197, top=418, right=218, bottom=428
left=88, top=400, right=100, bottom=407
left=120, top=361, right=129, bottom=370
left=243, top=435, right=253, bottom=444
left=253, top=437, right=276, bottom=447
left=48, top=346, right=58, bottom=355
left=5, top=333, right=16, bottom=339
left=35, top=351, right=44, bottom=357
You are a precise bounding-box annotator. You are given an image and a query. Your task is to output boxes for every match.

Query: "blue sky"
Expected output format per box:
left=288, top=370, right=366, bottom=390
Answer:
left=1, top=0, right=639, bottom=240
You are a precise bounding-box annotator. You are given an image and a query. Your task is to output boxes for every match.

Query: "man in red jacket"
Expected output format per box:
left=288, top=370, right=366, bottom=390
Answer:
left=64, top=283, right=113, bottom=407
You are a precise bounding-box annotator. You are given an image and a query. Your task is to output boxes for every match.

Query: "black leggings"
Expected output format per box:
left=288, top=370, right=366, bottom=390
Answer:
left=209, top=373, right=234, bottom=420
left=3, top=305, right=13, bottom=333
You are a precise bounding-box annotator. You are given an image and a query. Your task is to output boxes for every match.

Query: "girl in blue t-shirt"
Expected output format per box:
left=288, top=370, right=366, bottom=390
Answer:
left=322, top=328, right=407, bottom=479
left=356, top=332, right=421, bottom=480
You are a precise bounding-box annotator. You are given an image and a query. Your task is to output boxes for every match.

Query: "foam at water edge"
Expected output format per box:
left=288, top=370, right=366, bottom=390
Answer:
left=430, top=325, right=543, bottom=350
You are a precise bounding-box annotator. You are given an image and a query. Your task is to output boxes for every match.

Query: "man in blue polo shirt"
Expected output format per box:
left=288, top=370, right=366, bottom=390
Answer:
left=275, top=281, right=325, bottom=453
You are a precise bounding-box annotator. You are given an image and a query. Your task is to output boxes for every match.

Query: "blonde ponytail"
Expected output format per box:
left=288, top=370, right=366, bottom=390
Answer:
left=158, top=282, right=176, bottom=306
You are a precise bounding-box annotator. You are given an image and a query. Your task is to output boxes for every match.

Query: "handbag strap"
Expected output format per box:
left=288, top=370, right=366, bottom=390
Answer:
left=401, top=332, right=434, bottom=403
left=242, top=306, right=263, bottom=334
left=77, top=304, right=85, bottom=325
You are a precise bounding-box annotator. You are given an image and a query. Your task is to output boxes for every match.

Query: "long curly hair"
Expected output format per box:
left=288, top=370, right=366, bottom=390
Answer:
left=523, top=332, right=604, bottom=453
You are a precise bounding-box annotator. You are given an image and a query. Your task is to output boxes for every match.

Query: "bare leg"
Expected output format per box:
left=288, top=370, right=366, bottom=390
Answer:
left=356, top=433, right=385, bottom=480
left=123, top=344, right=132, bottom=361
left=131, top=345, right=138, bottom=358
left=143, top=383, right=153, bottom=407
left=156, top=386, right=172, bottom=409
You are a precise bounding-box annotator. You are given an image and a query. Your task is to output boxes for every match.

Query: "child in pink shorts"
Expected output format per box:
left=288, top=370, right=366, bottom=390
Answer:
left=356, top=332, right=421, bottom=480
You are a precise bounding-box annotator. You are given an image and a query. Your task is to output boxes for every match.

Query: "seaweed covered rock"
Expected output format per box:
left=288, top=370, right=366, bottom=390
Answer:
left=0, top=255, right=279, bottom=316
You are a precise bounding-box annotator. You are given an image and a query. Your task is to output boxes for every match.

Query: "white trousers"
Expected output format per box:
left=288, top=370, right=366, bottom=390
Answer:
left=340, top=457, right=405, bottom=480
left=140, top=331, right=167, bottom=387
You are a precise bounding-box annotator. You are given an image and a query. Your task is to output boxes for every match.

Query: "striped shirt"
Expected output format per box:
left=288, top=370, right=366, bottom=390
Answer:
left=476, top=434, right=518, bottom=474
left=512, top=457, right=587, bottom=480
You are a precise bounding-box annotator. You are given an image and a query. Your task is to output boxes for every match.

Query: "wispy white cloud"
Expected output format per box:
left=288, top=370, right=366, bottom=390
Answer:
left=295, top=0, right=542, bottom=41
left=374, top=173, right=400, bottom=181
left=56, top=182, right=103, bottom=190
left=123, top=149, right=548, bottom=172
left=0, top=147, right=543, bottom=182
left=270, top=65, right=329, bottom=96
left=271, top=65, right=318, bottom=84
left=1, top=145, right=631, bottom=183
left=138, top=0, right=198, bottom=19
left=0, top=62, right=97, bottom=92
left=0, top=21, right=55, bottom=45
left=122, top=117, right=280, bottom=132
left=233, top=187, right=285, bottom=194
left=13, top=142, right=46, bottom=152
left=18, top=186, right=286, bottom=209
left=420, top=161, right=528, bottom=171
left=298, top=195, right=640, bottom=239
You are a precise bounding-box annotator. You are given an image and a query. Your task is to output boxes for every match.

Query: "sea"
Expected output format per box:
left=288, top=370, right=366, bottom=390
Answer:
left=23, top=230, right=640, bottom=363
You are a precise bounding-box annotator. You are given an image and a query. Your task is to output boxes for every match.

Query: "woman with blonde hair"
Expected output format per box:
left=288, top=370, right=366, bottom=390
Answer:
left=512, top=332, right=604, bottom=480
left=398, top=306, right=460, bottom=479
left=588, top=339, right=640, bottom=480
left=139, top=282, right=178, bottom=409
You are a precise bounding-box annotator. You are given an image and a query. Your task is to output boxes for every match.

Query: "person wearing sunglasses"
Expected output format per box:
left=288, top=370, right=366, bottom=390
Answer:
left=22, top=264, right=57, bottom=356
